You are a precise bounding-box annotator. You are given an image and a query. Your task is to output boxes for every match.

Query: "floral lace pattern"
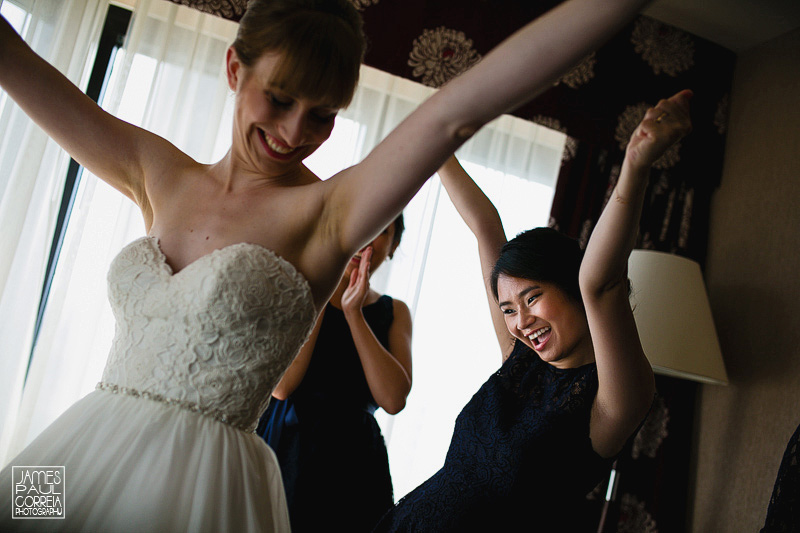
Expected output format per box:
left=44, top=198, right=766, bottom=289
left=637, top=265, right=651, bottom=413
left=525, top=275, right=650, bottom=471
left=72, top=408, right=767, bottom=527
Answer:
left=762, top=422, right=800, bottom=532
left=374, top=340, right=611, bottom=531
left=101, top=237, right=316, bottom=433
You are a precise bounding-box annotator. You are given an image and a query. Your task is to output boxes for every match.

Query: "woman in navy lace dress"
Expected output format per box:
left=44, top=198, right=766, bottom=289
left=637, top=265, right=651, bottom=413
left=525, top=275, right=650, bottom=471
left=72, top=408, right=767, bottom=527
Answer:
left=762, top=421, right=800, bottom=532
left=259, top=216, right=412, bottom=531
left=373, top=90, right=693, bottom=532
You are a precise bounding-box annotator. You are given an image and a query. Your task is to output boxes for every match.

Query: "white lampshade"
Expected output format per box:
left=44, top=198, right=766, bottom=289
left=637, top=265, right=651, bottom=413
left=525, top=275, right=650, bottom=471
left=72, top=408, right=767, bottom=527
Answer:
left=627, top=250, right=728, bottom=385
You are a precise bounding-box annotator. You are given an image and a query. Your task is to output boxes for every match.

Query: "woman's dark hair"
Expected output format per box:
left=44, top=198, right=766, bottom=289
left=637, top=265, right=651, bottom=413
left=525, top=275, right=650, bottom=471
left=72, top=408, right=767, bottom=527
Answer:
left=232, top=0, right=366, bottom=108
left=490, top=227, right=583, bottom=303
left=391, top=213, right=405, bottom=250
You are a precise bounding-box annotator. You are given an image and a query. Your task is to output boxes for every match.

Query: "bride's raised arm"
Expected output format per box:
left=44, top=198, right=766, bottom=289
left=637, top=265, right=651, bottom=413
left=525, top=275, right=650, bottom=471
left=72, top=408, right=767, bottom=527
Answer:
left=321, top=0, right=651, bottom=258
left=0, top=16, right=182, bottom=210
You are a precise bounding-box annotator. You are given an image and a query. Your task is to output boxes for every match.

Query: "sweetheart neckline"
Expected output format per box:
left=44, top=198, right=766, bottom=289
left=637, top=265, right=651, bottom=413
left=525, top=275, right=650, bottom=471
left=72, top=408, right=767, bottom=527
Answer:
left=135, top=236, right=312, bottom=298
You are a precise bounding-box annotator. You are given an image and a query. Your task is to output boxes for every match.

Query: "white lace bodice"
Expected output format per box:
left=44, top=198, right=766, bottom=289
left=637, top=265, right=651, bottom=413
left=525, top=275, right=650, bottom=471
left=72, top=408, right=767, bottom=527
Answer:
left=100, top=236, right=316, bottom=432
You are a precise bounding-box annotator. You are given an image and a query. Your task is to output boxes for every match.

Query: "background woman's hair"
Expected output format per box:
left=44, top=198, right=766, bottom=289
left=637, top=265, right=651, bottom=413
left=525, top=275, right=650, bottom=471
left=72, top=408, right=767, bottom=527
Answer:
left=232, top=0, right=366, bottom=109
left=490, top=227, right=584, bottom=303
left=391, top=213, right=405, bottom=250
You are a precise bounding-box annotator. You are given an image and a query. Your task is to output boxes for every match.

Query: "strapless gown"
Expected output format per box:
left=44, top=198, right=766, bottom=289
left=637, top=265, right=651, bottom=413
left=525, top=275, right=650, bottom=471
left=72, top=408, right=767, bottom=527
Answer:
left=0, top=236, right=316, bottom=532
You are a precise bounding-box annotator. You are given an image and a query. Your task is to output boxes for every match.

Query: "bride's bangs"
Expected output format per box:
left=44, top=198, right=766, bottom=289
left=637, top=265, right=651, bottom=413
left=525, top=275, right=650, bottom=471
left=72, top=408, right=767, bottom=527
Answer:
left=269, top=15, right=362, bottom=109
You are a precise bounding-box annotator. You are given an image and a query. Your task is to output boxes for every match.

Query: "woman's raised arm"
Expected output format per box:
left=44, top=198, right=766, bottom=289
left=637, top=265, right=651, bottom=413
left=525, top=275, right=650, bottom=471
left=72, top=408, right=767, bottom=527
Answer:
left=437, top=156, right=513, bottom=357
left=0, top=16, right=184, bottom=208
left=319, top=0, right=651, bottom=260
left=580, top=90, right=693, bottom=458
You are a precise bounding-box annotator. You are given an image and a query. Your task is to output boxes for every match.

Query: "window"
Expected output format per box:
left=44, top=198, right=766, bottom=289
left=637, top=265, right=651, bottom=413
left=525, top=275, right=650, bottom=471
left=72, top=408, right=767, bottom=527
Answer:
left=29, top=4, right=132, bottom=382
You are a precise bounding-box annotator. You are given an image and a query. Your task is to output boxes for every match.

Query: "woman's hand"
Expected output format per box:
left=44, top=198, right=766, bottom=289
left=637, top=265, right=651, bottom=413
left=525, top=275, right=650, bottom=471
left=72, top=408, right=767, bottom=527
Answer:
left=341, top=246, right=372, bottom=318
left=625, top=89, right=693, bottom=171
left=437, top=156, right=513, bottom=359
left=339, top=245, right=413, bottom=414
left=581, top=90, right=693, bottom=458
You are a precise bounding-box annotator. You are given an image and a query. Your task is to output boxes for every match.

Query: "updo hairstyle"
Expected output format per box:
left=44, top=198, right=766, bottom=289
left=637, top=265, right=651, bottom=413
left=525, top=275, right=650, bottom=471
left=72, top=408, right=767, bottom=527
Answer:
left=232, top=0, right=366, bottom=108
left=490, top=227, right=584, bottom=304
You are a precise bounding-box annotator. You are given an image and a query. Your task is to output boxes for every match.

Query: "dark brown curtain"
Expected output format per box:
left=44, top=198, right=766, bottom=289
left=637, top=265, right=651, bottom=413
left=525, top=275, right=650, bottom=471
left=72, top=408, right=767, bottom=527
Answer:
left=530, top=13, right=734, bottom=533
left=171, top=1, right=736, bottom=530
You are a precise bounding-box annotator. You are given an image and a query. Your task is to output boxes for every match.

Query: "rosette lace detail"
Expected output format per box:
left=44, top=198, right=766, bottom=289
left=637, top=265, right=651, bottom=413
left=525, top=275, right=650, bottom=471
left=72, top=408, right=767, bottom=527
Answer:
left=374, top=340, right=611, bottom=532
left=100, top=237, right=316, bottom=433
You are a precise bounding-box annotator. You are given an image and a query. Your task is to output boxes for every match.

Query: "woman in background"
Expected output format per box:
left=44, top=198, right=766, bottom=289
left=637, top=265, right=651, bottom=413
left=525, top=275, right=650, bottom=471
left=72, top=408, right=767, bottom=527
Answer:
left=373, top=90, right=692, bottom=531
left=259, top=216, right=411, bottom=531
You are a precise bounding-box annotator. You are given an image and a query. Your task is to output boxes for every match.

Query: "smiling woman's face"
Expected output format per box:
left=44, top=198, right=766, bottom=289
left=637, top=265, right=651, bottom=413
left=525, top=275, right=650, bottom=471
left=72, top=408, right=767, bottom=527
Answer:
left=228, top=51, right=339, bottom=174
left=496, top=275, right=594, bottom=369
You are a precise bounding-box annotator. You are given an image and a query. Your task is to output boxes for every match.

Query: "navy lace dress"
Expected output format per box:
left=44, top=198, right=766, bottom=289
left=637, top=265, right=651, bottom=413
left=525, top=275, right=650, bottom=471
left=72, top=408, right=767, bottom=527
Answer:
left=258, top=296, right=395, bottom=532
left=373, top=339, right=611, bottom=532
left=761, top=421, right=800, bottom=532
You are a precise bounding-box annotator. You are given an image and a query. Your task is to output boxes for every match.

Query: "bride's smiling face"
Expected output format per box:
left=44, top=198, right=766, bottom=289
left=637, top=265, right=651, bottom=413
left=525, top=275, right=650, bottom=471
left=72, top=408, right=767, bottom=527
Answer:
left=225, top=0, right=364, bottom=174
left=228, top=51, right=340, bottom=171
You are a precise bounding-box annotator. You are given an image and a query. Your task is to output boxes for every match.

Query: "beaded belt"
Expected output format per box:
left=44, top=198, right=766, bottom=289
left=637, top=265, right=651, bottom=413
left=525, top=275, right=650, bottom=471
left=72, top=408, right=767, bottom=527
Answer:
left=96, top=381, right=255, bottom=433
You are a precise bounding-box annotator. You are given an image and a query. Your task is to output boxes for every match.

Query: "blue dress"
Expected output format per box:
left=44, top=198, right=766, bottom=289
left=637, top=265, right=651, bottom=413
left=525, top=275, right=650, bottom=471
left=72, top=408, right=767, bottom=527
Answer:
left=372, top=339, right=611, bottom=532
left=762, top=421, right=800, bottom=532
left=258, top=296, right=395, bottom=532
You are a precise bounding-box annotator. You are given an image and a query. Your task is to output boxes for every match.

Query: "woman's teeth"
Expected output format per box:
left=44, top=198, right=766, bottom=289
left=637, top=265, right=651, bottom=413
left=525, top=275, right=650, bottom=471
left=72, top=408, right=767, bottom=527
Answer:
left=263, top=132, right=294, bottom=154
left=528, top=326, right=551, bottom=343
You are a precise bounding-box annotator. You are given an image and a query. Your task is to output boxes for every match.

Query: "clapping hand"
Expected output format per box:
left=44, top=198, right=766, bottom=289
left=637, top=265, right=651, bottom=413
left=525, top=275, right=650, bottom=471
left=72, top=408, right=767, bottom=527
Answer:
left=341, top=246, right=372, bottom=317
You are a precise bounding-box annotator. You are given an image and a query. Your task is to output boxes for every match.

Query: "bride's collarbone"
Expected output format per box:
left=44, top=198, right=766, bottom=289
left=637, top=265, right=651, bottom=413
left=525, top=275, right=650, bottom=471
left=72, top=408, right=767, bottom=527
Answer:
left=146, top=181, right=328, bottom=276
left=154, top=185, right=318, bottom=239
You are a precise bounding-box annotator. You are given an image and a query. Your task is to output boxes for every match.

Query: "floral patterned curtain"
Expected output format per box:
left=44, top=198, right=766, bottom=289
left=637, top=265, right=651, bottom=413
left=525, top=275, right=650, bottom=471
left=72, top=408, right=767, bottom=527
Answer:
left=169, top=1, right=736, bottom=530
left=175, top=0, right=732, bottom=263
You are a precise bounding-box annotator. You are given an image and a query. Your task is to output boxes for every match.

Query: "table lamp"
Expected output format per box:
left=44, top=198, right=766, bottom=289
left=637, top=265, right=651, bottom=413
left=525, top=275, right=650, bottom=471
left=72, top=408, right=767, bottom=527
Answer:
left=597, top=249, right=728, bottom=532
left=627, top=249, right=728, bottom=385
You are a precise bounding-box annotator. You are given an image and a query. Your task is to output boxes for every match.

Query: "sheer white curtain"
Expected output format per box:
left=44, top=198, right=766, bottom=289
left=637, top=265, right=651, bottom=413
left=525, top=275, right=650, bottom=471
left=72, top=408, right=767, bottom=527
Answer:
left=0, top=0, right=110, bottom=467
left=0, top=0, right=566, bottom=497
left=0, top=0, right=239, bottom=464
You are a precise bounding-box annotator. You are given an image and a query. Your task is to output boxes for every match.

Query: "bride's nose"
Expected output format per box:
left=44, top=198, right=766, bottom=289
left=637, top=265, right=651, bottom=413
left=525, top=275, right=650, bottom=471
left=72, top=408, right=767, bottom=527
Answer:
left=278, top=111, right=307, bottom=148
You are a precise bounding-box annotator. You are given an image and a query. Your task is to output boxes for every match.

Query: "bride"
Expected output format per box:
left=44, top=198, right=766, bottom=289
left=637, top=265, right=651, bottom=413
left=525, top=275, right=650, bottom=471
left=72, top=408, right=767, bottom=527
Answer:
left=0, top=0, right=651, bottom=530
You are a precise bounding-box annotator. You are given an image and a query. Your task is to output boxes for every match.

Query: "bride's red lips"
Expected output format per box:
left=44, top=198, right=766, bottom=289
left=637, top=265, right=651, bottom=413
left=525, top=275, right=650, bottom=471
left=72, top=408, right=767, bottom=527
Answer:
left=257, top=129, right=295, bottom=161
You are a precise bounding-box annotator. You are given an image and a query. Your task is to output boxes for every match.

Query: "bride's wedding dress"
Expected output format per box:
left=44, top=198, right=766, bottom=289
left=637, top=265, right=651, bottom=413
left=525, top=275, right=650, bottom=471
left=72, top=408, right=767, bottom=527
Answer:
left=0, top=236, right=316, bottom=532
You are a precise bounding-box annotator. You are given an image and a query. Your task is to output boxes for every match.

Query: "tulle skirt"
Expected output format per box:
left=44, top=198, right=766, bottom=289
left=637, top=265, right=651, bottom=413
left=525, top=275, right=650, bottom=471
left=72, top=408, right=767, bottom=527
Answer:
left=0, top=389, right=290, bottom=532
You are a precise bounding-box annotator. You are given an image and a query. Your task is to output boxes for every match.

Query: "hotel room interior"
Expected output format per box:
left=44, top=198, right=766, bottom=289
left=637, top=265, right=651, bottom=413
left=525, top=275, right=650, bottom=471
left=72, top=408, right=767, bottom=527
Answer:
left=0, top=0, right=798, bottom=530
